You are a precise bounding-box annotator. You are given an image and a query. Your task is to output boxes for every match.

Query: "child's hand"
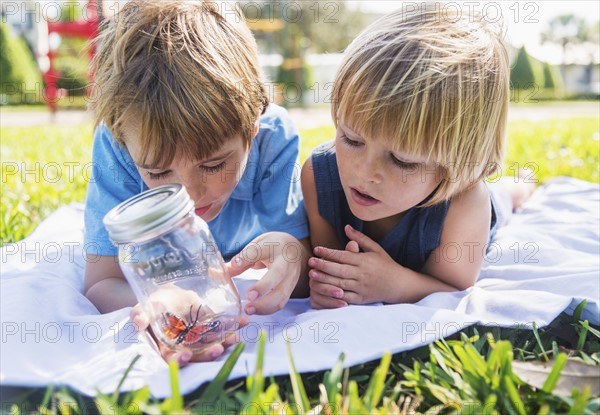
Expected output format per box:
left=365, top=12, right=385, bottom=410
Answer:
left=227, top=232, right=307, bottom=315
left=309, top=225, right=401, bottom=307
left=131, top=304, right=248, bottom=366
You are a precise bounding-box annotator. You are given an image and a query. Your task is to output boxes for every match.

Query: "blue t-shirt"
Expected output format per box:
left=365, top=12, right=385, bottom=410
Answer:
left=312, top=144, right=498, bottom=272
left=84, top=104, right=308, bottom=260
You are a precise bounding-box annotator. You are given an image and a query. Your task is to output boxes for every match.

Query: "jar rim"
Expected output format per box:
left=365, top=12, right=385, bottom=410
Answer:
left=103, top=184, right=195, bottom=243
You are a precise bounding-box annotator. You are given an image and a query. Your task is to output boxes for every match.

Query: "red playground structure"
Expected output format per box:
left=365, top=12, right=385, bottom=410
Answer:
left=41, top=0, right=101, bottom=113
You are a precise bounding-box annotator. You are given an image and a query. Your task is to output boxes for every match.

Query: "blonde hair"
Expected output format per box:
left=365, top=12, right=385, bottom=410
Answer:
left=92, top=0, right=268, bottom=167
left=332, top=6, right=509, bottom=206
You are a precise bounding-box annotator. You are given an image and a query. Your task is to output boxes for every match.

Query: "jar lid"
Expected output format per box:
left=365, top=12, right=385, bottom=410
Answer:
left=103, top=184, right=194, bottom=243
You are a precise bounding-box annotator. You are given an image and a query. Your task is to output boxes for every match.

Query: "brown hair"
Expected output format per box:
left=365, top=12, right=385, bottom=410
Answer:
left=92, top=0, right=268, bottom=167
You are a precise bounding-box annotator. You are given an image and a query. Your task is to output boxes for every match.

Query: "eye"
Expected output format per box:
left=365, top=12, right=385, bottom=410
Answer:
left=341, top=135, right=362, bottom=147
left=390, top=154, right=419, bottom=170
left=146, top=171, right=171, bottom=180
left=201, top=161, right=226, bottom=174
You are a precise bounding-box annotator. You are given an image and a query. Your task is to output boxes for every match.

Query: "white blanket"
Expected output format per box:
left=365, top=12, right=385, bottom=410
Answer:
left=1, top=177, right=598, bottom=397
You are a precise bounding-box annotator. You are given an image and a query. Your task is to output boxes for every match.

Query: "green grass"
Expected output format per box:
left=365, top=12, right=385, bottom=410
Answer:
left=1, top=124, right=94, bottom=244
left=1, top=111, right=599, bottom=412
left=3, top=313, right=599, bottom=414
left=505, top=118, right=600, bottom=183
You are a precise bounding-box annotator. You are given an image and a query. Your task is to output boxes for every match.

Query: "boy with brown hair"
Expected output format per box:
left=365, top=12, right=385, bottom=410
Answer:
left=84, top=0, right=310, bottom=365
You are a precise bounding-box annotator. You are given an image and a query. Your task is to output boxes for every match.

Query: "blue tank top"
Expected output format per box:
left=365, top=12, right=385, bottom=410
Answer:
left=311, top=144, right=497, bottom=272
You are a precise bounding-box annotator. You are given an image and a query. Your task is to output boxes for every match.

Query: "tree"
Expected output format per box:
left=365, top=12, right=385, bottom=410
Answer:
left=540, top=14, right=587, bottom=78
left=238, top=0, right=372, bottom=106
left=240, top=0, right=370, bottom=54
left=542, top=62, right=555, bottom=89
left=510, top=46, right=536, bottom=90
left=541, top=14, right=599, bottom=92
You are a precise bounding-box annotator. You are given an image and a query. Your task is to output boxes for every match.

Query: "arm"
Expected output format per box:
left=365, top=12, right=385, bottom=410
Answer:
left=420, top=181, right=492, bottom=290
left=225, top=106, right=312, bottom=314
left=84, top=257, right=136, bottom=313
left=307, top=183, right=492, bottom=305
left=301, top=157, right=351, bottom=309
left=83, top=124, right=142, bottom=313
left=301, top=157, right=342, bottom=250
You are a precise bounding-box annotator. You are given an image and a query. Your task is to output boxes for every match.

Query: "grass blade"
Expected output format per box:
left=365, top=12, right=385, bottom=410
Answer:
left=363, top=352, right=391, bottom=409
left=247, top=330, right=266, bottom=402
left=112, top=354, right=141, bottom=404
left=532, top=322, right=549, bottom=362
left=541, top=353, right=568, bottom=394
left=199, top=342, right=245, bottom=402
left=502, top=375, right=526, bottom=415
left=40, top=385, right=54, bottom=410
left=576, top=320, right=589, bottom=351
left=323, top=353, right=345, bottom=406
left=286, top=341, right=310, bottom=414
left=572, top=300, right=587, bottom=322
left=567, top=386, right=591, bottom=415
left=168, top=360, right=184, bottom=413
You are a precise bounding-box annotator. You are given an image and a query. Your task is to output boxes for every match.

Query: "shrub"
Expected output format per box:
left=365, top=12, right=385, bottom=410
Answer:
left=0, top=23, right=43, bottom=105
left=510, top=46, right=536, bottom=91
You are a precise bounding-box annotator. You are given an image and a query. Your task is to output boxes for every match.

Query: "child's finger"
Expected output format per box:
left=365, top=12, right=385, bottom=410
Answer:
left=337, top=290, right=363, bottom=305
left=244, top=260, right=296, bottom=314
left=161, top=342, right=224, bottom=366
left=186, top=344, right=225, bottom=363
left=308, top=255, right=356, bottom=279
left=130, top=304, right=150, bottom=331
left=309, top=269, right=351, bottom=297
left=344, top=225, right=381, bottom=252
left=310, top=290, right=347, bottom=309
left=219, top=315, right=249, bottom=347
left=160, top=345, right=194, bottom=367
left=245, top=284, right=289, bottom=315
left=226, top=253, right=256, bottom=277
left=345, top=240, right=360, bottom=253
left=313, top=246, right=360, bottom=265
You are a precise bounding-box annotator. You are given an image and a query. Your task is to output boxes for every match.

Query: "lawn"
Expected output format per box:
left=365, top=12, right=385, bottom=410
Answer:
left=1, top=112, right=599, bottom=413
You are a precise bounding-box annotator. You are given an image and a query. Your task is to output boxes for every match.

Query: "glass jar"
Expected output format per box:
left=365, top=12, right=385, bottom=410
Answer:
left=103, top=184, right=241, bottom=353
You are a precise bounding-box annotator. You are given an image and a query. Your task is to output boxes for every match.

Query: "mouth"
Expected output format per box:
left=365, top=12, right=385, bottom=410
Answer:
left=350, top=187, right=380, bottom=206
left=194, top=204, right=212, bottom=216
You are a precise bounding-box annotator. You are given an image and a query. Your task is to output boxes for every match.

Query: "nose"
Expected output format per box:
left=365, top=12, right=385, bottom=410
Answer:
left=179, top=174, right=206, bottom=205
left=356, top=154, right=383, bottom=184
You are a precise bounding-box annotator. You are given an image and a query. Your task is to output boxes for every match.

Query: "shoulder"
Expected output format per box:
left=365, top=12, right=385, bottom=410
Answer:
left=93, top=124, right=130, bottom=161
left=442, top=182, right=492, bottom=244
left=301, top=157, right=316, bottom=195
left=250, top=104, right=300, bottom=163
left=301, top=152, right=341, bottom=250
left=91, top=123, right=139, bottom=178
left=256, top=104, right=298, bottom=141
left=448, top=182, right=491, bottom=217
left=308, top=140, right=336, bottom=172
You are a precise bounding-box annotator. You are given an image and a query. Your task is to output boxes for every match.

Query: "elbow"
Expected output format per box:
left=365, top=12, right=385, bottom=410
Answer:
left=453, top=273, right=478, bottom=291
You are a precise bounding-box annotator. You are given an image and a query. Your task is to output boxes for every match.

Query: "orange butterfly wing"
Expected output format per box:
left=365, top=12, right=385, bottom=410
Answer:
left=183, top=321, right=220, bottom=345
left=162, top=312, right=187, bottom=340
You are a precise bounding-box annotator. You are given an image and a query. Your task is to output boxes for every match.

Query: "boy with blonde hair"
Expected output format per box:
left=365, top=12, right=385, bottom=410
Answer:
left=84, top=0, right=309, bottom=364
left=302, top=6, right=534, bottom=308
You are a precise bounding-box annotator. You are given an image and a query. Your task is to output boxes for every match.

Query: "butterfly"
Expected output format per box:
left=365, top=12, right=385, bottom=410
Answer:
left=162, top=305, right=220, bottom=346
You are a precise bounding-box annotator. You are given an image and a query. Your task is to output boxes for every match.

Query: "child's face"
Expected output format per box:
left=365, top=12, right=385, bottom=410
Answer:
left=335, top=123, right=444, bottom=222
left=124, top=124, right=255, bottom=222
